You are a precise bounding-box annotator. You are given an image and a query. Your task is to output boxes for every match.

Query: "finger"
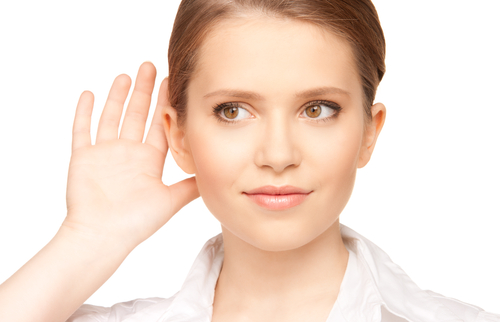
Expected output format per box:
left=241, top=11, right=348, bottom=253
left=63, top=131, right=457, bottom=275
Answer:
left=72, top=91, right=94, bottom=151
left=168, top=177, right=200, bottom=216
left=96, top=74, right=132, bottom=143
left=145, top=77, right=169, bottom=155
left=119, top=62, right=157, bottom=141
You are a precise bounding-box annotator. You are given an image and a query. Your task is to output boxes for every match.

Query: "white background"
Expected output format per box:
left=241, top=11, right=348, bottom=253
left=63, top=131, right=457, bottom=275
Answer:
left=0, top=0, right=499, bottom=314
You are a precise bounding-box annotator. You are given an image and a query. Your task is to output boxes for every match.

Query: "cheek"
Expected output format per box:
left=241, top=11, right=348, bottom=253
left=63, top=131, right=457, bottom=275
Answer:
left=323, top=126, right=362, bottom=181
left=304, top=117, right=363, bottom=176
left=186, top=124, right=253, bottom=214
left=301, top=118, right=364, bottom=214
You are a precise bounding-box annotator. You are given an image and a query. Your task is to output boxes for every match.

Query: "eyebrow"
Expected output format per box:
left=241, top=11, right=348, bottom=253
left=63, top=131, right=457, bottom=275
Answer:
left=204, top=89, right=264, bottom=100
left=203, top=86, right=350, bottom=100
left=297, top=86, right=350, bottom=98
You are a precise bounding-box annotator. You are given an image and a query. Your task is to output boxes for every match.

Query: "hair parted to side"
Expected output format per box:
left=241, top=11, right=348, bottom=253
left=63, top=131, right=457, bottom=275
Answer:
left=168, top=0, right=386, bottom=127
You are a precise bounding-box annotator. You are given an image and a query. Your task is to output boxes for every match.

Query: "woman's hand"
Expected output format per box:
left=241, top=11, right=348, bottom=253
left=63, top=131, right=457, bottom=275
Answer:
left=0, top=62, right=200, bottom=322
left=64, top=62, right=199, bottom=250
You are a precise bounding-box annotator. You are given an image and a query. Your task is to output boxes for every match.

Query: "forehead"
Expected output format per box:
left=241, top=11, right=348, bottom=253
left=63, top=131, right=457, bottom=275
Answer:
left=189, top=16, right=362, bottom=101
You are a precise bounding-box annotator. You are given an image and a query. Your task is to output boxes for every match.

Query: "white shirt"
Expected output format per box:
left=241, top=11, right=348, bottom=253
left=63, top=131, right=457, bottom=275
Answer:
left=67, top=225, right=500, bottom=322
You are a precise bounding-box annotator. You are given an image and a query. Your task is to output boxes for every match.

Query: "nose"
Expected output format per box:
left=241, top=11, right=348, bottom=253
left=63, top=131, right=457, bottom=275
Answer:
left=254, top=116, right=302, bottom=173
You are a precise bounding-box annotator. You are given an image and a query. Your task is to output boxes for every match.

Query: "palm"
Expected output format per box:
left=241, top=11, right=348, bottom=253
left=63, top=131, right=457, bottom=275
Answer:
left=64, top=63, right=198, bottom=248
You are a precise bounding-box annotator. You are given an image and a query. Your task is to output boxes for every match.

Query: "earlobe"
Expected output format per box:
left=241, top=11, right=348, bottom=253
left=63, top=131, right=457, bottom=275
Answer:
left=357, top=102, right=386, bottom=168
left=163, top=99, right=197, bottom=175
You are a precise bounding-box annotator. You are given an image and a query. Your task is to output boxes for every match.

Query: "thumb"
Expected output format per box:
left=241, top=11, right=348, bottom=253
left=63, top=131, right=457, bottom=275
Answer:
left=168, top=176, right=200, bottom=215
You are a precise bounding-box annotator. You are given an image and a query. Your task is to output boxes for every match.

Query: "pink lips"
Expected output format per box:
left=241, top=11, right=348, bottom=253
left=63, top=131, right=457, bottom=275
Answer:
left=243, top=185, right=312, bottom=210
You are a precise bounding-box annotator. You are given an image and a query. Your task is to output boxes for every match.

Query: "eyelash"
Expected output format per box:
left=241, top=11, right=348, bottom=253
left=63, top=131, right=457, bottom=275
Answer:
left=212, top=100, right=342, bottom=124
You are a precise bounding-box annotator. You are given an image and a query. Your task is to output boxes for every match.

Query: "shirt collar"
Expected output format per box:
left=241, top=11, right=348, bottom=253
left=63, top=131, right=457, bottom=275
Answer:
left=158, top=225, right=465, bottom=322
left=339, top=224, right=464, bottom=322
left=158, top=235, right=224, bottom=322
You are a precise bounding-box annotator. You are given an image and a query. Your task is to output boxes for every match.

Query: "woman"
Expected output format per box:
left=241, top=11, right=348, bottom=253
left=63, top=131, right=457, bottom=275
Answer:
left=0, top=0, right=498, bottom=321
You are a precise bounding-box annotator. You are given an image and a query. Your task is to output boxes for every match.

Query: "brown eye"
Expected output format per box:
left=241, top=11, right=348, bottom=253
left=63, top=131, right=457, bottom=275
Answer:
left=300, top=101, right=341, bottom=122
left=305, top=105, right=322, bottom=118
left=224, top=107, right=239, bottom=119
left=213, top=103, right=253, bottom=123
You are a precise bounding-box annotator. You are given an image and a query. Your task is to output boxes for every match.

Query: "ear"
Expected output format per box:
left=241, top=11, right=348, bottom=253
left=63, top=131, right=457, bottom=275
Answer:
left=357, top=102, right=386, bottom=168
left=162, top=83, right=197, bottom=174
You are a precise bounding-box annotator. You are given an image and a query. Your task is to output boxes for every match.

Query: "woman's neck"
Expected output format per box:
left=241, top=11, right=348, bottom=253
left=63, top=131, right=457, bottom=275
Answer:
left=212, top=221, right=348, bottom=321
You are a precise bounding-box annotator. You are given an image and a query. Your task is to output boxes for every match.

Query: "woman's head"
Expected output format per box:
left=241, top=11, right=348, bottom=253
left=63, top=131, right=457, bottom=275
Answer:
left=168, top=0, right=386, bottom=128
left=163, top=0, right=386, bottom=251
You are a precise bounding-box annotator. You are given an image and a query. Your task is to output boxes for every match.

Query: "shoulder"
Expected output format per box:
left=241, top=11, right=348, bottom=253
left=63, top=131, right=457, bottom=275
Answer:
left=340, top=225, right=500, bottom=322
left=66, top=296, right=176, bottom=322
left=424, top=290, right=500, bottom=322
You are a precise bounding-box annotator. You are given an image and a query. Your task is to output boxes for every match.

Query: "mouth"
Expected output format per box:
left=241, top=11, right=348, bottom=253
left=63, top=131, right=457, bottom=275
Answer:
left=243, top=185, right=312, bottom=210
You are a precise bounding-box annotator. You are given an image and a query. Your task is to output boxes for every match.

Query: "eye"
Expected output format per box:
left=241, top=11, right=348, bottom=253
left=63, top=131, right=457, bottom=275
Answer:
left=300, top=100, right=342, bottom=122
left=212, top=102, right=253, bottom=124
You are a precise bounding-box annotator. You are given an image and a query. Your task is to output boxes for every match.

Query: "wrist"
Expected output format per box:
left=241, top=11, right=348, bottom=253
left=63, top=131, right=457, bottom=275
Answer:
left=57, top=218, right=136, bottom=258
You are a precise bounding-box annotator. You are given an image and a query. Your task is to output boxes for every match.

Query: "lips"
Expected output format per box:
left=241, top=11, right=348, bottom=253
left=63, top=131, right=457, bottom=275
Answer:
left=244, top=185, right=311, bottom=195
left=243, top=185, right=312, bottom=210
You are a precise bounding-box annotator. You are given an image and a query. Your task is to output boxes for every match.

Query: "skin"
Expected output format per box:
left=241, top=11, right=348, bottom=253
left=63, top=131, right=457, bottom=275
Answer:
left=0, top=13, right=384, bottom=322
left=165, top=16, right=386, bottom=321
left=0, top=64, right=199, bottom=322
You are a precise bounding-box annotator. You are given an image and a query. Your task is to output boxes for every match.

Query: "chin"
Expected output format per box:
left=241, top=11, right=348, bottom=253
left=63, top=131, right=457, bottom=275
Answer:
left=222, top=220, right=336, bottom=252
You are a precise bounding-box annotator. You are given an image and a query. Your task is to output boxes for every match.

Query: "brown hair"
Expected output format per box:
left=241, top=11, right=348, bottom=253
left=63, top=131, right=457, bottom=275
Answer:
left=168, top=0, right=386, bottom=127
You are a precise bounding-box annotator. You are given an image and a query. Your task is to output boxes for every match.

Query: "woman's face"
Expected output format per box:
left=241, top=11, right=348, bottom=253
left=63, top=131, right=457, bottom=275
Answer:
left=168, top=16, right=384, bottom=251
